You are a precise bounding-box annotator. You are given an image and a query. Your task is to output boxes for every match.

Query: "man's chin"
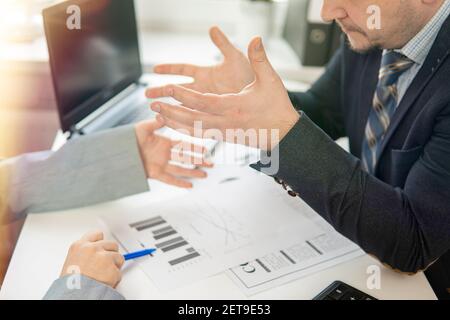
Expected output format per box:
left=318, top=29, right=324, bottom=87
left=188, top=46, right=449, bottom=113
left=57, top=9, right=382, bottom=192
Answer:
left=346, top=34, right=379, bottom=54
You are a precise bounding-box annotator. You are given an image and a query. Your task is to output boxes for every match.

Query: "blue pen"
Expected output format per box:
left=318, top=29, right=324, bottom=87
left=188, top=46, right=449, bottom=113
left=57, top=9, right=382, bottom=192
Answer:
left=123, top=248, right=157, bottom=261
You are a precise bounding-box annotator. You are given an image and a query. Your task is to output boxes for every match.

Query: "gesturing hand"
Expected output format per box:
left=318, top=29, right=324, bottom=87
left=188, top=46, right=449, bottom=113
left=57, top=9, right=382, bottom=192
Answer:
left=146, top=37, right=300, bottom=150
left=153, top=26, right=255, bottom=95
left=135, top=120, right=213, bottom=189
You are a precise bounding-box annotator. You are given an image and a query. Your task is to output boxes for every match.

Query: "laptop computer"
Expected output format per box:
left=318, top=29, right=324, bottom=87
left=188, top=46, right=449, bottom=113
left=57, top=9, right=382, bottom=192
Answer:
left=43, top=0, right=218, bottom=156
left=43, top=0, right=154, bottom=138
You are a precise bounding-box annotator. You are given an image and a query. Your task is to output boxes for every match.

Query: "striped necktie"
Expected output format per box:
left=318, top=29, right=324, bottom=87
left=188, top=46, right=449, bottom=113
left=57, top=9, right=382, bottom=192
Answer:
left=361, top=51, right=414, bottom=173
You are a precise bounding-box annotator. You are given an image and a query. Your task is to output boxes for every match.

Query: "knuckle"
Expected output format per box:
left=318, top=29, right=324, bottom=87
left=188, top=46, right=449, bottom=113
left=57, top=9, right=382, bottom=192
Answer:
left=204, top=93, right=217, bottom=105
left=166, top=84, right=175, bottom=95
left=118, top=255, right=126, bottom=268
left=107, top=241, right=119, bottom=251
left=69, top=241, right=80, bottom=252
left=98, top=252, right=111, bottom=264
left=93, top=230, right=104, bottom=237
left=86, top=243, right=98, bottom=253
left=163, top=104, right=173, bottom=117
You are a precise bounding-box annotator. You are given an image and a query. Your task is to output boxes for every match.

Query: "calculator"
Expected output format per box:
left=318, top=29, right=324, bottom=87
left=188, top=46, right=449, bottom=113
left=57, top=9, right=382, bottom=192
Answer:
left=313, top=281, right=377, bottom=300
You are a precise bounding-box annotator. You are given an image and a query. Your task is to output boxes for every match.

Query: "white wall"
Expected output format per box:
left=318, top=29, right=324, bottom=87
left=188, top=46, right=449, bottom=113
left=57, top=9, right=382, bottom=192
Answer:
left=135, top=0, right=289, bottom=39
left=135, top=0, right=242, bottom=34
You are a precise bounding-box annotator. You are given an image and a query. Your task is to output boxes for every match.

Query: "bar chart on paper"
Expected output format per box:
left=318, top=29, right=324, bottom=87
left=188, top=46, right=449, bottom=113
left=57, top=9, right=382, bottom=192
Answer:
left=101, top=173, right=323, bottom=291
left=129, top=216, right=204, bottom=270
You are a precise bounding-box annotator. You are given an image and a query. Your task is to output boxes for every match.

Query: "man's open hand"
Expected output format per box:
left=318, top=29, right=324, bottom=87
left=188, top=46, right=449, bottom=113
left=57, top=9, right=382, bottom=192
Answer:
left=146, top=37, right=300, bottom=150
left=153, top=26, right=255, bottom=95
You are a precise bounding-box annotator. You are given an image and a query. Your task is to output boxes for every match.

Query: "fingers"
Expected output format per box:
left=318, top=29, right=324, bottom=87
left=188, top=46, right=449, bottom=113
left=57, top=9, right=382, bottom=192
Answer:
left=170, top=140, right=214, bottom=168
left=146, top=85, right=167, bottom=99
left=156, top=172, right=193, bottom=189
left=151, top=101, right=221, bottom=128
left=96, top=240, right=119, bottom=252
left=171, top=140, right=208, bottom=155
left=157, top=115, right=224, bottom=142
left=95, top=243, right=124, bottom=268
left=81, top=233, right=121, bottom=253
left=81, top=231, right=104, bottom=242
left=156, top=115, right=199, bottom=138
left=209, top=26, right=237, bottom=58
left=110, top=252, right=125, bottom=269
left=153, top=63, right=197, bottom=77
left=147, top=85, right=219, bottom=113
left=247, top=37, right=277, bottom=81
left=171, top=151, right=213, bottom=168
left=166, top=164, right=207, bottom=179
left=145, top=119, right=165, bottom=132
left=136, top=119, right=165, bottom=135
left=99, top=251, right=125, bottom=268
left=179, top=82, right=200, bottom=92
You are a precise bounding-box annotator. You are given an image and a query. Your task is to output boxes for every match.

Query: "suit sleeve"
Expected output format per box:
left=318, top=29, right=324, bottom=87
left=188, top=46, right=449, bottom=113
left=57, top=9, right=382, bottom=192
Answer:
left=43, top=275, right=125, bottom=300
left=288, top=42, right=346, bottom=140
left=0, top=124, right=149, bottom=224
left=252, top=106, right=450, bottom=273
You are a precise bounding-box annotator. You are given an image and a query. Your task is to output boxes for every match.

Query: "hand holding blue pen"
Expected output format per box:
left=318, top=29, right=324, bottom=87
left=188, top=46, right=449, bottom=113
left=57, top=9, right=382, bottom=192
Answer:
left=123, top=248, right=157, bottom=261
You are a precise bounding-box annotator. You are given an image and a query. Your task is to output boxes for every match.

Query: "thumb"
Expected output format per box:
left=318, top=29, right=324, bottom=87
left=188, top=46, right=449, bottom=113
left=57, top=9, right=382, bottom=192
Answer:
left=140, top=119, right=165, bottom=134
left=149, top=118, right=165, bottom=131
left=247, top=37, right=276, bottom=81
left=209, top=26, right=237, bottom=58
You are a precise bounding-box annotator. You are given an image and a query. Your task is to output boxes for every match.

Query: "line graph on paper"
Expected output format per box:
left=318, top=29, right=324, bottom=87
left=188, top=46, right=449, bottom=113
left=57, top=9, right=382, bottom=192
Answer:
left=183, top=200, right=252, bottom=251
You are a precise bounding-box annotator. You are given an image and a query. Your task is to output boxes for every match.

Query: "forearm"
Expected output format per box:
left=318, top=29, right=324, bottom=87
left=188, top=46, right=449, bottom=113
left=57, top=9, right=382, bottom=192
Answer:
left=253, top=113, right=449, bottom=273
left=1, top=125, right=149, bottom=223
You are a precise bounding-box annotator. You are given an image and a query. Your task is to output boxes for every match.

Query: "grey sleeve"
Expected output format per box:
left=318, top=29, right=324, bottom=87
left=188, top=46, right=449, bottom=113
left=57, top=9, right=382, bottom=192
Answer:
left=1, top=125, right=149, bottom=223
left=43, top=275, right=125, bottom=300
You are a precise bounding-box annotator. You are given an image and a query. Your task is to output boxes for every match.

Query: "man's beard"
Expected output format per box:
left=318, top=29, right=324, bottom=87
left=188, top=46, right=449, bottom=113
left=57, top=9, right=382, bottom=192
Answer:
left=336, top=20, right=382, bottom=54
left=345, top=34, right=382, bottom=54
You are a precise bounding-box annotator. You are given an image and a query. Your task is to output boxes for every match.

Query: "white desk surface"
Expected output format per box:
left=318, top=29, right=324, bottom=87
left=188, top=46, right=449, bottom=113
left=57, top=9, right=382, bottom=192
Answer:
left=0, top=160, right=437, bottom=300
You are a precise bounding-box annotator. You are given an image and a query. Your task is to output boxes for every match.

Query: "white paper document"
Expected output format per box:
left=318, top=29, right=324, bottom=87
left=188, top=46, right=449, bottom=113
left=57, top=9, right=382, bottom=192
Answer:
left=101, top=171, right=323, bottom=291
left=226, top=217, right=364, bottom=296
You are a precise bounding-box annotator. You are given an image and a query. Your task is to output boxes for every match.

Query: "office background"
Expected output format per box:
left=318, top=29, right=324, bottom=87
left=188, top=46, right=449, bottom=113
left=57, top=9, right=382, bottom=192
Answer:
left=0, top=0, right=329, bottom=287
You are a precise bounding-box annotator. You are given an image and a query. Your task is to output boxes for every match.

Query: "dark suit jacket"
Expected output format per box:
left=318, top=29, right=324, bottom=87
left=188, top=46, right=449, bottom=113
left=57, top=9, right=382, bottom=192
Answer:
left=253, top=16, right=450, bottom=299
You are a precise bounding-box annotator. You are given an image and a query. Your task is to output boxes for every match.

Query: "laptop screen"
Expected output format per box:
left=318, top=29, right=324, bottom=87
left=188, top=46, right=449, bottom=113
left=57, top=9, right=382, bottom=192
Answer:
left=43, top=0, right=142, bottom=132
